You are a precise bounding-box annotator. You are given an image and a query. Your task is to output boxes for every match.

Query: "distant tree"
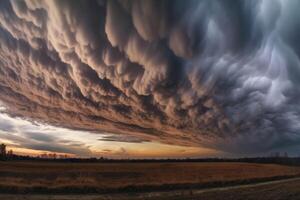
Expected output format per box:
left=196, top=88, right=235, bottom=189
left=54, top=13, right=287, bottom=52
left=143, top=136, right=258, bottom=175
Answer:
left=40, top=153, right=48, bottom=159
left=59, top=154, right=69, bottom=159
left=7, top=149, right=13, bottom=157
left=0, top=143, right=6, bottom=159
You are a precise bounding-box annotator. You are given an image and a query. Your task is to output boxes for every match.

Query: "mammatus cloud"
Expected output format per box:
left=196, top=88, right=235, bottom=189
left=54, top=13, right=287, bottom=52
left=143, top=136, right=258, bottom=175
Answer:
left=0, top=0, right=300, bottom=155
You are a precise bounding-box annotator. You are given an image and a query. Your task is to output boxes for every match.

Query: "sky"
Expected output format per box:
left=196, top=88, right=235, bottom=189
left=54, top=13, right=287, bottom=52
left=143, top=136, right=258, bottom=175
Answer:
left=0, top=0, right=300, bottom=158
left=0, top=106, right=218, bottom=158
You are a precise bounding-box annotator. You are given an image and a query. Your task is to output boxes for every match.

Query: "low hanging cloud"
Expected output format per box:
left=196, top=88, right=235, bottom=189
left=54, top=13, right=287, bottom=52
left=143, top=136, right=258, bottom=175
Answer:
left=0, top=0, right=300, bottom=155
left=0, top=113, right=94, bottom=156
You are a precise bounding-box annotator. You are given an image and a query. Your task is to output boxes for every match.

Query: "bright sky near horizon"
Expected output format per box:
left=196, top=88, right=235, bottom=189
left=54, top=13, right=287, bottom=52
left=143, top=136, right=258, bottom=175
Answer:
left=0, top=109, right=219, bottom=158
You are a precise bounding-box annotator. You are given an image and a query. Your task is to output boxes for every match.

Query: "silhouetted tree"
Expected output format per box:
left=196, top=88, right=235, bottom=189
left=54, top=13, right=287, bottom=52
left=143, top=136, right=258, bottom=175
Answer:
left=7, top=149, right=13, bottom=157
left=0, top=143, right=6, bottom=159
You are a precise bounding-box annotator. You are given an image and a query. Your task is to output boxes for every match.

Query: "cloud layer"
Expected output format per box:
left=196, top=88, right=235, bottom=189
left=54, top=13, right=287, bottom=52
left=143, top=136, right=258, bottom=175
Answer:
left=1, top=0, right=300, bottom=154
left=0, top=112, right=213, bottom=158
left=0, top=112, right=93, bottom=156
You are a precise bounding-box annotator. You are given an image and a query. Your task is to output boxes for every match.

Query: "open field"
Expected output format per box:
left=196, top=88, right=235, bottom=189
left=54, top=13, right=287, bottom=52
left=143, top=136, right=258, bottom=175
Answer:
left=1, top=176, right=300, bottom=200
left=0, top=161, right=300, bottom=195
left=187, top=177, right=300, bottom=200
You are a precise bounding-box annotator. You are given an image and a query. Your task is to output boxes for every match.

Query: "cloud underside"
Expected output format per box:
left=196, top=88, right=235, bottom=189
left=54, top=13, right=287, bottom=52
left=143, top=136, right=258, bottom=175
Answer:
left=1, top=0, right=300, bottom=154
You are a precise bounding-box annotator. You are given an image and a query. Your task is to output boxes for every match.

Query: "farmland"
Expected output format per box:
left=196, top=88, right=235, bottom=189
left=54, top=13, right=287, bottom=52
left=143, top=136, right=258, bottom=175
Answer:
left=1, top=178, right=300, bottom=200
left=186, top=178, right=300, bottom=200
left=0, top=161, right=300, bottom=194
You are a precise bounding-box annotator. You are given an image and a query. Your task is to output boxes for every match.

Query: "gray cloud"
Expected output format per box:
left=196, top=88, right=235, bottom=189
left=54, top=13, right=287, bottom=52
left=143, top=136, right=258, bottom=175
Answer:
left=0, top=126, right=93, bottom=157
left=0, top=113, right=94, bottom=156
left=0, top=121, right=15, bottom=132
left=22, top=131, right=56, bottom=142
left=98, top=135, right=149, bottom=143
left=0, top=0, right=300, bottom=155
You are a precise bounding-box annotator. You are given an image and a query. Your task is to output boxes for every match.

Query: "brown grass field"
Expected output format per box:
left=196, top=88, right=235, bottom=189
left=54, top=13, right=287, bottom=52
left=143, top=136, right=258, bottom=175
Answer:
left=186, top=178, right=300, bottom=200
left=2, top=178, right=300, bottom=200
left=0, top=161, right=300, bottom=195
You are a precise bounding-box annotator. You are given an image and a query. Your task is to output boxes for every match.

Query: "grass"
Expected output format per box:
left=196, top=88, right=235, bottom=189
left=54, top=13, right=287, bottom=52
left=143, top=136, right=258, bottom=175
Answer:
left=0, top=161, right=300, bottom=194
left=2, top=179, right=300, bottom=200
left=174, top=178, right=300, bottom=200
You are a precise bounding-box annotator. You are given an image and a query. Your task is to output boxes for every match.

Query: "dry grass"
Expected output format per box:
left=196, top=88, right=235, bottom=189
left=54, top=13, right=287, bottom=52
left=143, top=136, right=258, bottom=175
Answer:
left=1, top=179, right=300, bottom=200
left=178, top=178, right=300, bottom=200
left=0, top=161, right=299, bottom=193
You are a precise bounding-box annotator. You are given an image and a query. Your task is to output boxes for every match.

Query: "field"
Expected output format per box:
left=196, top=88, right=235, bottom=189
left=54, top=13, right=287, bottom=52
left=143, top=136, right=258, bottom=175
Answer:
left=2, top=178, right=300, bottom=200
left=187, top=178, right=300, bottom=200
left=0, top=161, right=300, bottom=195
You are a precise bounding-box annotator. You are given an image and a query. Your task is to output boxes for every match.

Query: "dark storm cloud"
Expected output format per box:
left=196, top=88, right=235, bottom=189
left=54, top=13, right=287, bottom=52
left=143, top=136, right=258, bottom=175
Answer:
left=1, top=0, right=300, bottom=154
left=98, top=135, right=149, bottom=143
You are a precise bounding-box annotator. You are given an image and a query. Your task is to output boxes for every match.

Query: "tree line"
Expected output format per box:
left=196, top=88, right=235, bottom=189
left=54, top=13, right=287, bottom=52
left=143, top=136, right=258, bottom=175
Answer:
left=1, top=143, right=300, bottom=166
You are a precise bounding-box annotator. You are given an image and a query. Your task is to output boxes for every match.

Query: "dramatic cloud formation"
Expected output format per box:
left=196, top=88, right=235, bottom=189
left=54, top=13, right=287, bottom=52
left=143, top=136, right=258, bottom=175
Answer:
left=0, top=0, right=300, bottom=155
